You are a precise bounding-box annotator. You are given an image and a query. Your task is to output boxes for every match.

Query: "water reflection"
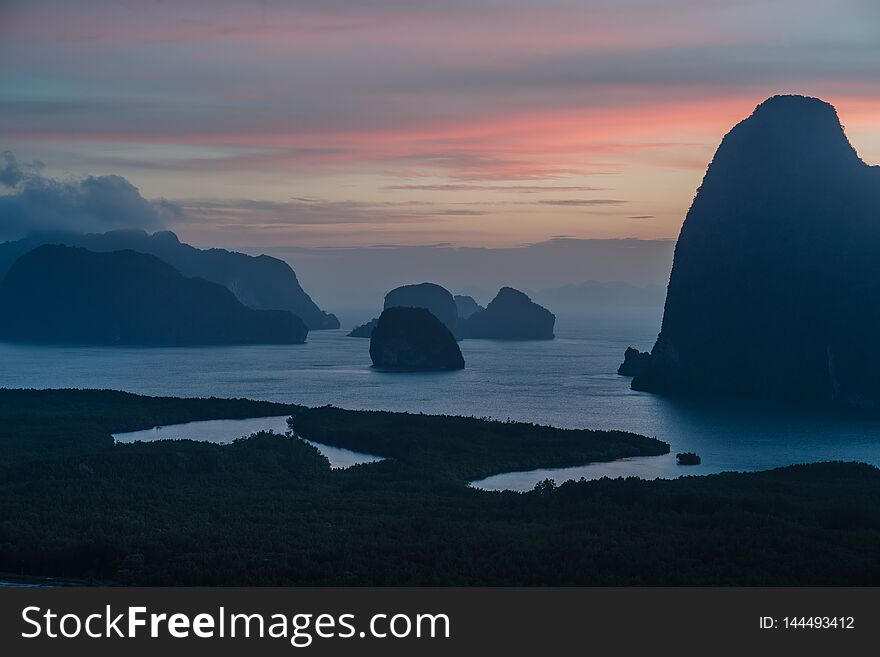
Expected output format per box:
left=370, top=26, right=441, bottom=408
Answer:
left=474, top=399, right=880, bottom=491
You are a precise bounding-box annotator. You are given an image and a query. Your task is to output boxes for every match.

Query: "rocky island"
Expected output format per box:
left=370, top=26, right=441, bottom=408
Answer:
left=349, top=282, right=458, bottom=337
left=676, top=452, right=701, bottom=466
left=347, top=318, right=378, bottom=338
left=0, top=245, right=309, bottom=345
left=629, top=95, right=880, bottom=410
left=458, top=287, right=555, bottom=340
left=617, top=347, right=652, bottom=377
left=369, top=307, right=465, bottom=371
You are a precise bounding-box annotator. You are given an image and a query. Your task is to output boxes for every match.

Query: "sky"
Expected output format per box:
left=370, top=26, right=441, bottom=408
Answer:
left=1, top=0, right=879, bottom=259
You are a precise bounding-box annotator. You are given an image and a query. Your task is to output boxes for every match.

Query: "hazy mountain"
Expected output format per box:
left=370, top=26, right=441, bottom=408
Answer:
left=0, top=229, right=339, bottom=330
left=458, top=287, right=555, bottom=340
left=454, top=294, right=484, bottom=319
left=349, top=282, right=458, bottom=337
left=631, top=95, right=880, bottom=409
left=384, top=283, right=458, bottom=329
left=0, top=245, right=308, bottom=345
left=267, top=238, right=676, bottom=320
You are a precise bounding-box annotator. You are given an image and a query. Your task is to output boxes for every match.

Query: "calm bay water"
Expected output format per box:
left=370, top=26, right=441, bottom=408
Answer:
left=112, top=416, right=383, bottom=469
left=3, top=311, right=880, bottom=490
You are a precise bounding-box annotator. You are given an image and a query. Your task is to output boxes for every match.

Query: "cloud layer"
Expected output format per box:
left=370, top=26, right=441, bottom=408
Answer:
left=0, top=151, right=179, bottom=240
left=1, top=1, right=878, bottom=248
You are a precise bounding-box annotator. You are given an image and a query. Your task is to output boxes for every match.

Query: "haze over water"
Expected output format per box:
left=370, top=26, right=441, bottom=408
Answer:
left=3, top=311, right=879, bottom=491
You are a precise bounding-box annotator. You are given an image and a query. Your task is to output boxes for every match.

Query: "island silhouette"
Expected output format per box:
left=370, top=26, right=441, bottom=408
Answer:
left=0, top=229, right=338, bottom=330
left=0, top=245, right=308, bottom=345
left=623, top=95, right=880, bottom=410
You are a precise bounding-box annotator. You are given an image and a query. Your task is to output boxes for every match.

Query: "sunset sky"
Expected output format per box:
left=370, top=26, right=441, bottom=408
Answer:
left=1, top=0, right=879, bottom=251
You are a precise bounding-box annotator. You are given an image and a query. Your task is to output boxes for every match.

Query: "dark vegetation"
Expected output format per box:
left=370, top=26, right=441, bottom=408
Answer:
left=289, top=406, right=666, bottom=482
left=0, top=245, right=309, bottom=345
left=0, top=388, right=301, bottom=467
left=0, top=389, right=878, bottom=585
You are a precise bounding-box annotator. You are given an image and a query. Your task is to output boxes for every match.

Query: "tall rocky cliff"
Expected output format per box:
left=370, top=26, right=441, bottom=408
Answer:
left=632, top=95, right=880, bottom=409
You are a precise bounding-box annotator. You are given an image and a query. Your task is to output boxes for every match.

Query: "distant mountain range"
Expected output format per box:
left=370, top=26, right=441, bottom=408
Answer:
left=0, top=229, right=339, bottom=330
left=628, top=95, right=880, bottom=410
left=0, top=245, right=308, bottom=346
left=267, top=239, right=675, bottom=316
left=530, top=281, right=666, bottom=315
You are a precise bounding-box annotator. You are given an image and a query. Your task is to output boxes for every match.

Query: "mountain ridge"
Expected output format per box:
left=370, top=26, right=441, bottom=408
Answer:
left=0, top=245, right=309, bottom=345
left=0, top=229, right=339, bottom=330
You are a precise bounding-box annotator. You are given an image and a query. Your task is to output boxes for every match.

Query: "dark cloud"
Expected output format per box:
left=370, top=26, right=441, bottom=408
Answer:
left=0, top=151, right=44, bottom=188
left=538, top=199, right=627, bottom=206
left=0, top=152, right=180, bottom=240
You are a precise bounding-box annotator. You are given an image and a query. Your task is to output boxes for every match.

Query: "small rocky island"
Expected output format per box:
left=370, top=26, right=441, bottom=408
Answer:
left=617, top=347, right=652, bottom=377
left=458, top=287, right=555, bottom=340
left=676, top=452, right=701, bottom=466
left=347, top=318, right=378, bottom=338
left=369, top=307, right=465, bottom=371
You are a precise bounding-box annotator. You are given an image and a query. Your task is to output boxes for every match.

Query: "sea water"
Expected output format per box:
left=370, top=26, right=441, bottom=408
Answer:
left=3, top=311, right=879, bottom=490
